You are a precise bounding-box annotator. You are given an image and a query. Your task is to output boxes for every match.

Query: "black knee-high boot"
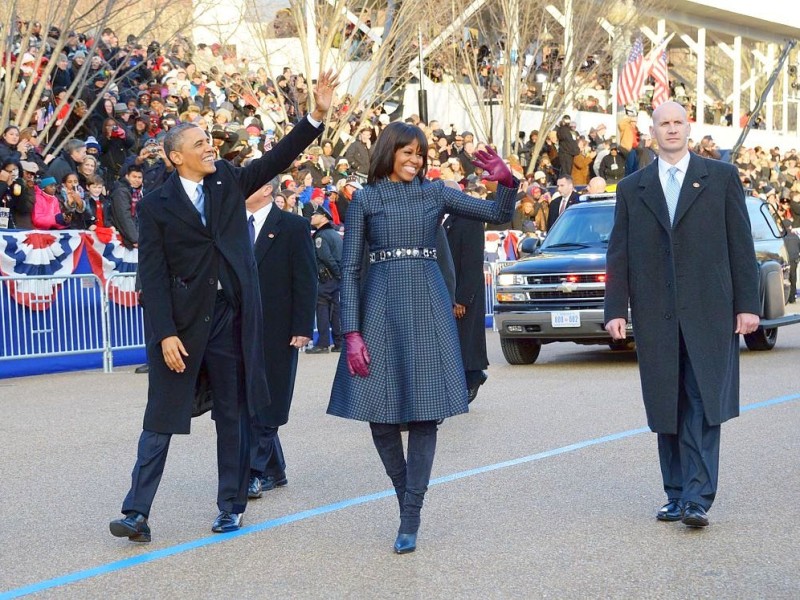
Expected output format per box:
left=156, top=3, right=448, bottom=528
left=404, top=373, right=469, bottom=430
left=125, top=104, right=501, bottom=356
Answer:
left=369, top=422, right=407, bottom=512
left=400, top=421, right=438, bottom=535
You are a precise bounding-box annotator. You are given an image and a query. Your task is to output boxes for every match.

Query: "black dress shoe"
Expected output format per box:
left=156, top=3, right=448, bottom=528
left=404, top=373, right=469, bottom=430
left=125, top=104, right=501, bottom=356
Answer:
left=110, top=512, right=151, bottom=542
left=394, top=532, right=417, bottom=554
left=656, top=500, right=683, bottom=522
left=331, top=345, right=342, bottom=353
left=212, top=511, right=243, bottom=533
left=467, top=371, right=489, bottom=404
left=305, top=346, right=329, bottom=354
left=134, top=364, right=149, bottom=374
left=247, top=476, right=263, bottom=499
left=260, top=473, right=288, bottom=491
left=682, top=502, right=709, bottom=527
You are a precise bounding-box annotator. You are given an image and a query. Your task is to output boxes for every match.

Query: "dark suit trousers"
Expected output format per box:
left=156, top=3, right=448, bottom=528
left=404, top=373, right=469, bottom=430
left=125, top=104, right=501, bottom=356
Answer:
left=250, top=425, right=286, bottom=477
left=122, top=293, right=251, bottom=517
left=316, top=278, right=342, bottom=347
left=657, top=333, right=721, bottom=510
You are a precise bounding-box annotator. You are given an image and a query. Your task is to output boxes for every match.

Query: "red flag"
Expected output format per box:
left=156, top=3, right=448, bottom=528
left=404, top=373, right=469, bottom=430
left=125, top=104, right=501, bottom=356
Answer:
left=618, top=36, right=645, bottom=107
left=651, top=49, right=669, bottom=108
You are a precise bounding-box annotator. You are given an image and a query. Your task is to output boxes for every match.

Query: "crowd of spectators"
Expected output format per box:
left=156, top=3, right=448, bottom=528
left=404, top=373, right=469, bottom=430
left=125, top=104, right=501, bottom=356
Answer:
left=0, top=19, right=796, bottom=249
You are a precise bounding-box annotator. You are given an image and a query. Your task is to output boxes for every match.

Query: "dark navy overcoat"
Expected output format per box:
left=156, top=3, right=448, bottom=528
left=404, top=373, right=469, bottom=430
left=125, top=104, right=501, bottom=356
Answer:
left=254, top=207, right=317, bottom=426
left=328, top=178, right=515, bottom=423
left=604, top=154, right=760, bottom=433
left=137, top=118, right=322, bottom=434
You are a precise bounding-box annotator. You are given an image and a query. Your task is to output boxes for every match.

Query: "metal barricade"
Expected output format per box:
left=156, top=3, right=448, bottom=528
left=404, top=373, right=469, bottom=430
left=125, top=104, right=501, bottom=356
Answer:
left=103, top=273, right=145, bottom=372
left=485, top=260, right=517, bottom=331
left=0, top=274, right=106, bottom=361
left=484, top=262, right=495, bottom=327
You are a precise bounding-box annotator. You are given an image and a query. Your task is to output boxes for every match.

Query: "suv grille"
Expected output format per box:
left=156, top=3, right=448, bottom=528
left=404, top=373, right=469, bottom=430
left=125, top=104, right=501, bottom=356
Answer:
left=527, top=289, right=605, bottom=300
left=525, top=274, right=599, bottom=285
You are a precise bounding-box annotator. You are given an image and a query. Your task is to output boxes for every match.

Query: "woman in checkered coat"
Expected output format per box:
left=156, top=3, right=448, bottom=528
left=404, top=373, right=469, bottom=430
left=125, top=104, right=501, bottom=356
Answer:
left=328, top=122, right=516, bottom=553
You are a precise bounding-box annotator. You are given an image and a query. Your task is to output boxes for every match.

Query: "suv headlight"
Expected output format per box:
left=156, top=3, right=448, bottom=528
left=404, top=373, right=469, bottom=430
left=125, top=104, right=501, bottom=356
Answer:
left=497, top=274, right=526, bottom=286
left=496, top=292, right=528, bottom=302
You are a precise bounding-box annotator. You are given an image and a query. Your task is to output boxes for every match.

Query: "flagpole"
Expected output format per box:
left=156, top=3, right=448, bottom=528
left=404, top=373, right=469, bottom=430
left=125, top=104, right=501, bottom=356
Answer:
left=612, top=61, right=619, bottom=128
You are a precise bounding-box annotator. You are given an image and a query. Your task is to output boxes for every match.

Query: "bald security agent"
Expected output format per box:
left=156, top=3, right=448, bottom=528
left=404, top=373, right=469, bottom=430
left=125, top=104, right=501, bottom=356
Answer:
left=109, top=70, right=339, bottom=541
left=604, top=101, right=759, bottom=528
left=244, top=181, right=317, bottom=499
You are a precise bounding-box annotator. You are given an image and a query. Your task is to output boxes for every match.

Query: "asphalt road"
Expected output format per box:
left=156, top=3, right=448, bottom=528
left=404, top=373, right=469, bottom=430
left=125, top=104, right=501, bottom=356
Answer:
left=1, top=325, right=798, bottom=599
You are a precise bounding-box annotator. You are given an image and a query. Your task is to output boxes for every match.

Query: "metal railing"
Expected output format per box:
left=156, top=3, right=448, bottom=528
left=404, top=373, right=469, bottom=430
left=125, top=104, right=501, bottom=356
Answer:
left=2, top=261, right=517, bottom=373
left=102, top=273, right=145, bottom=372
left=0, top=274, right=106, bottom=361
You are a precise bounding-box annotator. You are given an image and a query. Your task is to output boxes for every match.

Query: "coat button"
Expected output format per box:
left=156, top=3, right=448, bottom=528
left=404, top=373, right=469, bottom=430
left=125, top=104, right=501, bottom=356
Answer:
left=666, top=281, right=672, bottom=288
left=204, top=316, right=210, bottom=322
left=666, top=248, right=670, bottom=255
left=664, top=313, right=672, bottom=320
left=208, top=278, right=215, bottom=285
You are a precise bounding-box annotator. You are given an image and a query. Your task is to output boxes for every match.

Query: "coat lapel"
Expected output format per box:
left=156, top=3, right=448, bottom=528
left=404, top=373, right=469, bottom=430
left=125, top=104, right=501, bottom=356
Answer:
left=672, top=153, right=708, bottom=229
left=637, top=161, right=671, bottom=234
left=160, top=172, right=208, bottom=233
left=254, top=204, right=282, bottom=263
left=203, top=174, right=229, bottom=234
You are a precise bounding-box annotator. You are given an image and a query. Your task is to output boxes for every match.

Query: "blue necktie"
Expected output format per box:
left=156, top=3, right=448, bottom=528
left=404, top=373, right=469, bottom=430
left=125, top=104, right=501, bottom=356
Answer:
left=193, top=185, right=206, bottom=226
left=665, top=166, right=680, bottom=225
left=248, top=215, right=256, bottom=246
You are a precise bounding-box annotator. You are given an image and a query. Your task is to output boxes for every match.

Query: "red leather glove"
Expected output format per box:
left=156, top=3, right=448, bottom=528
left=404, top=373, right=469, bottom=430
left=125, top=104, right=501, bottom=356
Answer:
left=345, top=332, right=370, bottom=377
left=473, top=145, right=514, bottom=188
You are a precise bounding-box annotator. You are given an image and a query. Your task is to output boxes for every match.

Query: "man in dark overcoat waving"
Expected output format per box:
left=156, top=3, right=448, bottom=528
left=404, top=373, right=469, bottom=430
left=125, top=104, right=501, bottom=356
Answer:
left=110, top=71, right=338, bottom=541
left=604, top=101, right=760, bottom=528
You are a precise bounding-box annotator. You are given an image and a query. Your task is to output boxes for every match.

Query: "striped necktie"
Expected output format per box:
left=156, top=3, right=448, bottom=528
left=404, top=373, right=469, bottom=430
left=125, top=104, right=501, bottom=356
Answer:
left=193, top=185, right=206, bottom=226
left=665, top=166, right=680, bottom=225
left=248, top=215, right=256, bottom=246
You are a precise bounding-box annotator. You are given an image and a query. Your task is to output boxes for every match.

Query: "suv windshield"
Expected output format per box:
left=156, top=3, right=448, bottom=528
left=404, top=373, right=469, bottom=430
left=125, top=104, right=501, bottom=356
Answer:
left=541, top=205, right=614, bottom=250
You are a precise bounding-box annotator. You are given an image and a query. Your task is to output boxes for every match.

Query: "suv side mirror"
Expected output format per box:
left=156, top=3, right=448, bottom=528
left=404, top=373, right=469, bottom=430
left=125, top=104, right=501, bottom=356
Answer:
left=519, top=237, right=540, bottom=255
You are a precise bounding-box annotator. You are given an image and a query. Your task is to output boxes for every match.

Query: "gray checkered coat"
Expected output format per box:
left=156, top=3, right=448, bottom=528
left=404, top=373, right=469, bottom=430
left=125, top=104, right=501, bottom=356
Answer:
left=327, top=177, right=516, bottom=423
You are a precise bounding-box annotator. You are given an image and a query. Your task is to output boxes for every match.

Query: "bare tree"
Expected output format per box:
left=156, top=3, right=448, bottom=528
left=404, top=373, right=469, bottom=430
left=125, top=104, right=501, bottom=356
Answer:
left=1, top=0, right=198, bottom=156
left=417, top=0, right=663, bottom=166
left=240, top=0, right=428, bottom=146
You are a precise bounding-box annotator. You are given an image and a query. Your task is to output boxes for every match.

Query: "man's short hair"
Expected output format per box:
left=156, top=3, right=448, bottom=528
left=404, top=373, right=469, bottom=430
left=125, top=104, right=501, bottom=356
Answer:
left=557, top=175, right=573, bottom=184
left=127, top=163, right=144, bottom=174
left=163, top=123, right=200, bottom=160
left=65, top=139, right=86, bottom=154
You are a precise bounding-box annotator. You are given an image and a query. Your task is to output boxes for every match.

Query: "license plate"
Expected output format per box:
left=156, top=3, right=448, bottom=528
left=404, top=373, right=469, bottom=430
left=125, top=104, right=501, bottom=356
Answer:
left=551, top=311, right=581, bottom=328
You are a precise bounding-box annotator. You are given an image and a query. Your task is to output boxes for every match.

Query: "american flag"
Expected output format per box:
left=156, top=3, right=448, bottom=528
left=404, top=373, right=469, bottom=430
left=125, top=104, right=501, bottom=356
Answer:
left=650, top=49, right=669, bottom=108
left=618, top=36, right=645, bottom=107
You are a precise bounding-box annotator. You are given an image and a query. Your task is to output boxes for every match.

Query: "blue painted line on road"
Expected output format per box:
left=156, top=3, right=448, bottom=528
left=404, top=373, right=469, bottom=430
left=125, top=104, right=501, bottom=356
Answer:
left=2, top=392, right=798, bottom=599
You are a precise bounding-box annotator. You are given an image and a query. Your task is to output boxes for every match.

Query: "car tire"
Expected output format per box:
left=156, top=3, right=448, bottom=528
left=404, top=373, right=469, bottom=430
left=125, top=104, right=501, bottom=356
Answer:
left=500, top=337, right=541, bottom=364
left=743, top=326, right=778, bottom=351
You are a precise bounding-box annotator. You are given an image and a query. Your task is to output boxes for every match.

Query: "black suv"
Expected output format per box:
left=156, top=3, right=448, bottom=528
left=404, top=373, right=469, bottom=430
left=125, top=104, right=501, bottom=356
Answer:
left=493, top=194, right=796, bottom=364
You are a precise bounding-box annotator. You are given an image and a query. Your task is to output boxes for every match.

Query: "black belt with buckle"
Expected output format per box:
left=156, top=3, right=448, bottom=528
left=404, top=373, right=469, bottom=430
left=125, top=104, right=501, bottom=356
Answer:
left=368, top=247, right=437, bottom=264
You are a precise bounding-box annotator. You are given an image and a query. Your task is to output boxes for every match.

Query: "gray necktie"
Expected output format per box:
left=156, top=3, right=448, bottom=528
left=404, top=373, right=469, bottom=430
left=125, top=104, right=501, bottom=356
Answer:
left=193, top=186, right=206, bottom=226
left=665, top=166, right=680, bottom=225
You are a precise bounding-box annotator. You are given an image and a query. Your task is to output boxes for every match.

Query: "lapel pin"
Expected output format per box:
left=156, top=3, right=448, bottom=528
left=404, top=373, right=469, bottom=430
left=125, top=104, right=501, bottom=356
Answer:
left=268, top=233, right=275, bottom=238
left=692, top=182, right=700, bottom=188
left=216, top=181, right=222, bottom=185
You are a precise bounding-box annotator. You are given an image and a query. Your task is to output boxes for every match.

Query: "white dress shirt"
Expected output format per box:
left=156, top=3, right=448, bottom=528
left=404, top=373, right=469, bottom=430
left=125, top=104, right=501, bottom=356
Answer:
left=657, top=151, right=691, bottom=195
left=246, top=202, right=273, bottom=242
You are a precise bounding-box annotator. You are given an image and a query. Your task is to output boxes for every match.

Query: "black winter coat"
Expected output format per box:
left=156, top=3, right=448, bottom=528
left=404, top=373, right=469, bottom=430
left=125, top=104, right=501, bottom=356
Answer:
left=444, top=213, right=488, bottom=371
left=136, top=117, right=323, bottom=434
left=604, top=155, right=760, bottom=433
left=254, top=207, right=317, bottom=426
